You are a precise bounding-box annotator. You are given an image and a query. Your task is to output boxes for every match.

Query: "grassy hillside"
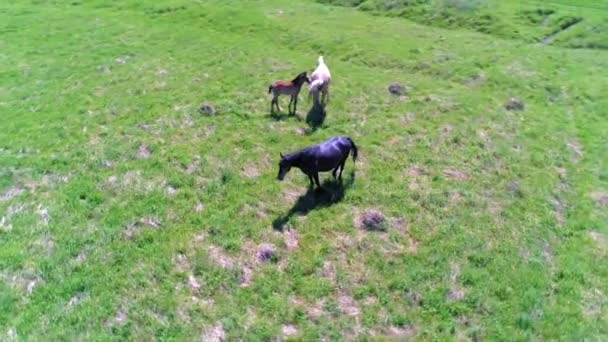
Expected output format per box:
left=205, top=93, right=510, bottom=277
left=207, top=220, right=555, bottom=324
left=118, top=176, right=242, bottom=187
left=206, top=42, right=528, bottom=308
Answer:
left=318, top=0, right=608, bottom=49
left=1, top=0, right=607, bottom=340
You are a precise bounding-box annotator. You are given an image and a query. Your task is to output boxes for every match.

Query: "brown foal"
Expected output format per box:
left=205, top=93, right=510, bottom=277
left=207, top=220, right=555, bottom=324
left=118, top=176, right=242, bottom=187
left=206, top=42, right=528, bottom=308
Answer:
left=268, top=71, right=310, bottom=115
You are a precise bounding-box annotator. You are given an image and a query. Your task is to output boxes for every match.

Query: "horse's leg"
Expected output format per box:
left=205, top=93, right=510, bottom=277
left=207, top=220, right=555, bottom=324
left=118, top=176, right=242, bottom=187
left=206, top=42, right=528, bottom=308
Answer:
left=270, top=97, right=276, bottom=113
left=293, top=95, right=298, bottom=115
left=321, top=86, right=328, bottom=105
left=308, top=175, right=314, bottom=188
left=332, top=167, right=338, bottom=179
left=313, top=173, right=322, bottom=190
left=288, top=96, right=294, bottom=115
left=338, top=158, right=347, bottom=181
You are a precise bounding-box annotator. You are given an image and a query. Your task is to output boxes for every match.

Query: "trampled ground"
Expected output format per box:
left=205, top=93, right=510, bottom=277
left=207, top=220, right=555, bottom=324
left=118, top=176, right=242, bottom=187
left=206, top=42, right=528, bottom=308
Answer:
left=1, top=0, right=607, bottom=339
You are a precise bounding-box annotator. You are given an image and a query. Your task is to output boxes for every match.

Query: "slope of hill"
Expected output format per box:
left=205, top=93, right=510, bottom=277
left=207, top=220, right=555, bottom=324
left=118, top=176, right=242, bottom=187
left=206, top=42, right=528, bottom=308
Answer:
left=1, top=0, right=607, bottom=339
left=318, top=0, right=608, bottom=49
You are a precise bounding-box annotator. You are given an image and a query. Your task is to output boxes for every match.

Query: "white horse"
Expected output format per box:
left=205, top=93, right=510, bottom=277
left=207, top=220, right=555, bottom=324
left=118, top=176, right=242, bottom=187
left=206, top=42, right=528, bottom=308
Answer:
left=308, top=56, right=331, bottom=105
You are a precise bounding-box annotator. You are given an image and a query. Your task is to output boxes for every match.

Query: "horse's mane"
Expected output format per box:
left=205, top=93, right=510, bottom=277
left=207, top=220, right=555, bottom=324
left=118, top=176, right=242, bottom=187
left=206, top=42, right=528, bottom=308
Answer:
left=285, top=145, right=314, bottom=162
left=291, top=72, right=306, bottom=83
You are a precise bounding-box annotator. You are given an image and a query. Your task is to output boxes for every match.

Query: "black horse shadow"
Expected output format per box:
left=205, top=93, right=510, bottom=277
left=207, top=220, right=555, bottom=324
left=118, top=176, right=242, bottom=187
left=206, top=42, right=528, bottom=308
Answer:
left=305, top=100, right=326, bottom=130
left=270, top=111, right=300, bottom=121
left=272, top=171, right=355, bottom=231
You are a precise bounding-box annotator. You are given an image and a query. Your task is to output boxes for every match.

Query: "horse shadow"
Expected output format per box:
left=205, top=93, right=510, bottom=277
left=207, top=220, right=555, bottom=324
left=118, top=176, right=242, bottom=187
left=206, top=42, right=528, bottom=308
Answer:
left=270, top=111, right=298, bottom=121
left=272, top=171, right=355, bottom=231
left=305, top=100, right=326, bottom=130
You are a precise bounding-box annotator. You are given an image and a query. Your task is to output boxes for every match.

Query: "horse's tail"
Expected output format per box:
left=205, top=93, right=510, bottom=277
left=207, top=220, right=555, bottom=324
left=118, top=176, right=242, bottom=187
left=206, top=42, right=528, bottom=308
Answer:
left=347, top=137, right=358, bottom=163
left=268, top=85, right=273, bottom=94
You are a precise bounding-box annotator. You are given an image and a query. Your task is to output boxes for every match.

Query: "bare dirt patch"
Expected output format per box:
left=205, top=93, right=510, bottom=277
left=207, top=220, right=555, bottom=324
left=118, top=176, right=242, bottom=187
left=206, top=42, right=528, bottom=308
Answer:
left=33, top=234, right=54, bottom=256
left=405, top=165, right=424, bottom=177
left=321, top=261, right=336, bottom=283
left=137, top=144, right=151, bottom=159
left=67, top=292, right=88, bottom=308
left=550, top=196, right=566, bottom=225
left=282, top=324, right=298, bottom=337
left=173, top=253, right=191, bottom=272
left=407, top=236, right=419, bottom=253
left=188, top=274, right=201, bottom=290
left=401, top=112, right=416, bottom=126
left=109, top=306, right=128, bottom=326
left=201, top=323, right=225, bottom=342
left=440, top=124, right=453, bottom=135
left=590, top=191, right=608, bottom=206
left=305, top=300, right=326, bottom=319
left=447, top=287, right=465, bottom=301
left=443, top=168, right=469, bottom=181
left=240, top=164, right=259, bottom=178
left=240, top=266, right=254, bottom=287
left=337, top=293, right=360, bottom=316
left=0, top=187, right=23, bottom=201
left=589, top=231, right=608, bottom=255
left=284, top=228, right=298, bottom=250
left=566, top=140, right=583, bottom=162
left=465, top=71, right=486, bottom=87
left=208, top=245, right=234, bottom=269
left=166, top=185, right=177, bottom=195
left=447, top=263, right=465, bottom=302
left=124, top=217, right=161, bottom=239
left=386, top=324, right=416, bottom=337
left=1, top=269, right=41, bottom=295
left=282, top=187, right=306, bottom=203
left=37, top=205, right=50, bottom=225
left=582, top=288, right=606, bottom=318
left=114, top=55, right=131, bottom=64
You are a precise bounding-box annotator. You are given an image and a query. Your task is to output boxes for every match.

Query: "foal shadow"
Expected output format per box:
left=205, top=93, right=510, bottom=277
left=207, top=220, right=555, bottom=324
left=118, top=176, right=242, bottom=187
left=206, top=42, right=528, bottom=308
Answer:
left=272, top=171, right=355, bottom=231
left=305, top=101, right=326, bottom=130
left=270, top=112, right=295, bottom=121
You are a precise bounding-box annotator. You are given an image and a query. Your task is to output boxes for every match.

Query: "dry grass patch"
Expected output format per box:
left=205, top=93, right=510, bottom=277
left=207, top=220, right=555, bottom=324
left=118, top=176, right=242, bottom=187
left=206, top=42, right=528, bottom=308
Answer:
left=284, top=228, right=298, bottom=250
left=590, top=191, right=608, bottom=206
left=443, top=168, right=469, bottom=181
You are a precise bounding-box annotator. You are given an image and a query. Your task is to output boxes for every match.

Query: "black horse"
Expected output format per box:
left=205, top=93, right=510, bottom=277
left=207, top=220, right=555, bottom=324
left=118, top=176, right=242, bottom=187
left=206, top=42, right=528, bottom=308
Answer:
left=277, top=136, right=358, bottom=190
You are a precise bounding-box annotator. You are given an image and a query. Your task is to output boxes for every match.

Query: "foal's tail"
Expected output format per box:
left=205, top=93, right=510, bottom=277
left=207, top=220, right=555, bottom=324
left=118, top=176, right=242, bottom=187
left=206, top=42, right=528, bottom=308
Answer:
left=268, top=85, right=273, bottom=94
left=347, top=137, right=358, bottom=163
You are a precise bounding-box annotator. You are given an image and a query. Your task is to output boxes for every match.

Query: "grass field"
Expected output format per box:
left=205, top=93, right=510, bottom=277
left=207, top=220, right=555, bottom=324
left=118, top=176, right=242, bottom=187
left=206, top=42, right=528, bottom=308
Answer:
left=1, top=0, right=607, bottom=340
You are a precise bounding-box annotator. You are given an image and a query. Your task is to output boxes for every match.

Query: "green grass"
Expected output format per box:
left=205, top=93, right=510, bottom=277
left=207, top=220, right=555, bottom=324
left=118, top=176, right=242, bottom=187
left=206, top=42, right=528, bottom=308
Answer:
left=1, top=0, right=607, bottom=339
left=319, top=0, right=608, bottom=49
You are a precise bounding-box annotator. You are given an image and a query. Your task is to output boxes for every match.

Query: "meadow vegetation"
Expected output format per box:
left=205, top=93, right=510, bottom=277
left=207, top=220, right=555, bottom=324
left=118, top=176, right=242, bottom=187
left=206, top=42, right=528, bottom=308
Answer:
left=1, top=0, right=607, bottom=339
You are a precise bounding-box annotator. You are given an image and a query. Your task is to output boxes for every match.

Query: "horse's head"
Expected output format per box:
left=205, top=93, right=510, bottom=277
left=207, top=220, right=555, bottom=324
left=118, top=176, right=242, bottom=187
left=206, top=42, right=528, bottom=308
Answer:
left=277, top=153, right=292, bottom=181
left=294, top=72, right=310, bottom=85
